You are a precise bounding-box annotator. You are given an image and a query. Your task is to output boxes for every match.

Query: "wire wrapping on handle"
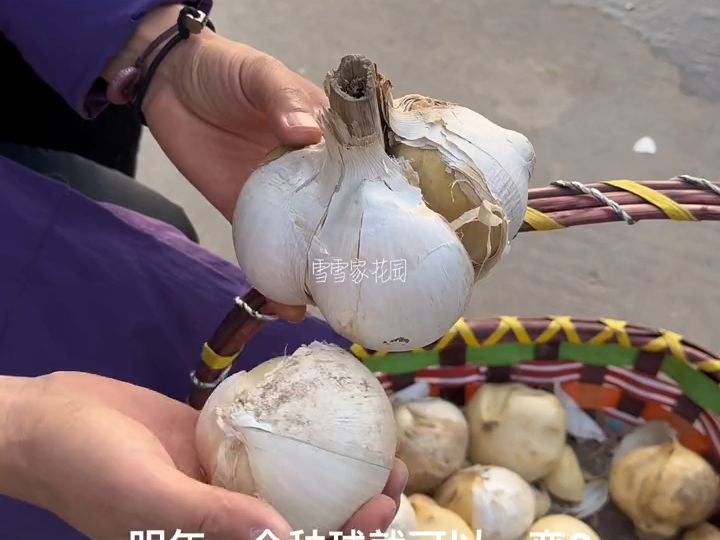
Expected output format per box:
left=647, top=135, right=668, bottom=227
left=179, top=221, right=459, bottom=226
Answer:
left=188, top=175, right=720, bottom=409
left=522, top=175, right=720, bottom=231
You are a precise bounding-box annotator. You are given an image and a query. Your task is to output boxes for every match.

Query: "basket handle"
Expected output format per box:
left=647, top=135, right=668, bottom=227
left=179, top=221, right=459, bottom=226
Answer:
left=187, top=290, right=272, bottom=409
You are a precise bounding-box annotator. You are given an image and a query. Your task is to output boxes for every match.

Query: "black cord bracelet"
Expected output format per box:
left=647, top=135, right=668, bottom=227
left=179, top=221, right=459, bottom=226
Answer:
left=128, top=6, right=215, bottom=126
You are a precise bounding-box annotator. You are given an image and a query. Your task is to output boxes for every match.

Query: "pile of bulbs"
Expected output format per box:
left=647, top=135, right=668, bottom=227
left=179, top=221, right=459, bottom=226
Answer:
left=195, top=340, right=720, bottom=539
left=388, top=384, right=720, bottom=540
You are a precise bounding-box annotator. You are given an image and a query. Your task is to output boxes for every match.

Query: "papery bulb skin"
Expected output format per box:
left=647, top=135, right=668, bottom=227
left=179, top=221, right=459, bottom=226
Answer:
left=233, top=145, right=337, bottom=306
left=391, top=144, right=508, bottom=280
left=305, top=126, right=475, bottom=351
left=387, top=95, right=534, bottom=242
left=195, top=342, right=397, bottom=534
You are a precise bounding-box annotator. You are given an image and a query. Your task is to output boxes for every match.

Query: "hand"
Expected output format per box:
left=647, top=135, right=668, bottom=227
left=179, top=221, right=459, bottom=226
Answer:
left=4, top=372, right=407, bottom=540
left=104, top=5, right=327, bottom=324
left=132, top=7, right=328, bottom=221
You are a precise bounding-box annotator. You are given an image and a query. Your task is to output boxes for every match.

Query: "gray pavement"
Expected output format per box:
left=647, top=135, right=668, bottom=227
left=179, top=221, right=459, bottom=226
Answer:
left=136, top=0, right=720, bottom=351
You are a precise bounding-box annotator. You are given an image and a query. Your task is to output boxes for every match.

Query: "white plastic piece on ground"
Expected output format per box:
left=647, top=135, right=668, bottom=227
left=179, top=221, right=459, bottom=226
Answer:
left=633, top=136, right=657, bottom=154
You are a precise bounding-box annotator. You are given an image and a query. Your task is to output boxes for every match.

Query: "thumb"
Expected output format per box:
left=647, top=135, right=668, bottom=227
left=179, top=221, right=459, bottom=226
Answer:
left=241, top=54, right=326, bottom=147
left=152, top=467, right=292, bottom=540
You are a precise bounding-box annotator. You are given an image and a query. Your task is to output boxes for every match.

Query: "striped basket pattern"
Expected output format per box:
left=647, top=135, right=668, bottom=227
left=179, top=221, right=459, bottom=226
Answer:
left=350, top=316, right=720, bottom=468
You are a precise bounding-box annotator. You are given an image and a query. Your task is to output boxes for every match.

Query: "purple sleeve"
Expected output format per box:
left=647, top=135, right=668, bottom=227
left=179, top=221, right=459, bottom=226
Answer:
left=0, top=0, right=211, bottom=118
left=0, top=155, right=351, bottom=538
left=0, top=154, right=350, bottom=398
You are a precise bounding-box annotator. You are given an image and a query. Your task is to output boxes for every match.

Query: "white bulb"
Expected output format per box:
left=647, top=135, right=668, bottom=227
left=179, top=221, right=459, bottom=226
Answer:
left=195, top=342, right=397, bottom=533
left=231, top=56, right=533, bottom=351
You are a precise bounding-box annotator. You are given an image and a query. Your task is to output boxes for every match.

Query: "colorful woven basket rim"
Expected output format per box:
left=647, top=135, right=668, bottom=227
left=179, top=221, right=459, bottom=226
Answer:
left=351, top=316, right=720, bottom=465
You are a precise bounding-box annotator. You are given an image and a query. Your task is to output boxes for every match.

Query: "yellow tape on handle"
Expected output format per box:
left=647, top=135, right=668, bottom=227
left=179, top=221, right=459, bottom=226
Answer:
left=606, top=180, right=698, bottom=221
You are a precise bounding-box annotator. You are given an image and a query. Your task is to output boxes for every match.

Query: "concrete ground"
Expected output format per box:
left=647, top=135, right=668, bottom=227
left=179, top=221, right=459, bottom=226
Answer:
left=136, top=0, right=720, bottom=351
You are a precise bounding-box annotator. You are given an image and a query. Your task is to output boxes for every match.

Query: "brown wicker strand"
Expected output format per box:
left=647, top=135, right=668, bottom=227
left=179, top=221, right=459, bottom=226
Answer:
left=530, top=190, right=718, bottom=213
left=528, top=179, right=720, bottom=200
left=523, top=177, right=720, bottom=231
left=521, top=203, right=720, bottom=231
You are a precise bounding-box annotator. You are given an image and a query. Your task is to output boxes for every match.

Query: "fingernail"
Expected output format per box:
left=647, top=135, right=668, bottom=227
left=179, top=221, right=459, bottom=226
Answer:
left=284, top=111, right=318, bottom=130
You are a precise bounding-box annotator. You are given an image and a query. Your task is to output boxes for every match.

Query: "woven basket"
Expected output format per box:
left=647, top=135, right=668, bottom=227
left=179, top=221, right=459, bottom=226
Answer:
left=353, top=316, right=720, bottom=467
left=353, top=316, right=720, bottom=536
left=346, top=175, right=720, bottom=536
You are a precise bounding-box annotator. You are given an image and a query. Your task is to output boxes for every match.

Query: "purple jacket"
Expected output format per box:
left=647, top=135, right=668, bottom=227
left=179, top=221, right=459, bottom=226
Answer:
left=0, top=2, right=347, bottom=538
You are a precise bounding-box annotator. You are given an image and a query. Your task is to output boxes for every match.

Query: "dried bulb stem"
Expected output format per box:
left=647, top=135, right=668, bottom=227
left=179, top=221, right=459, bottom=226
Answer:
left=324, top=55, right=386, bottom=144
